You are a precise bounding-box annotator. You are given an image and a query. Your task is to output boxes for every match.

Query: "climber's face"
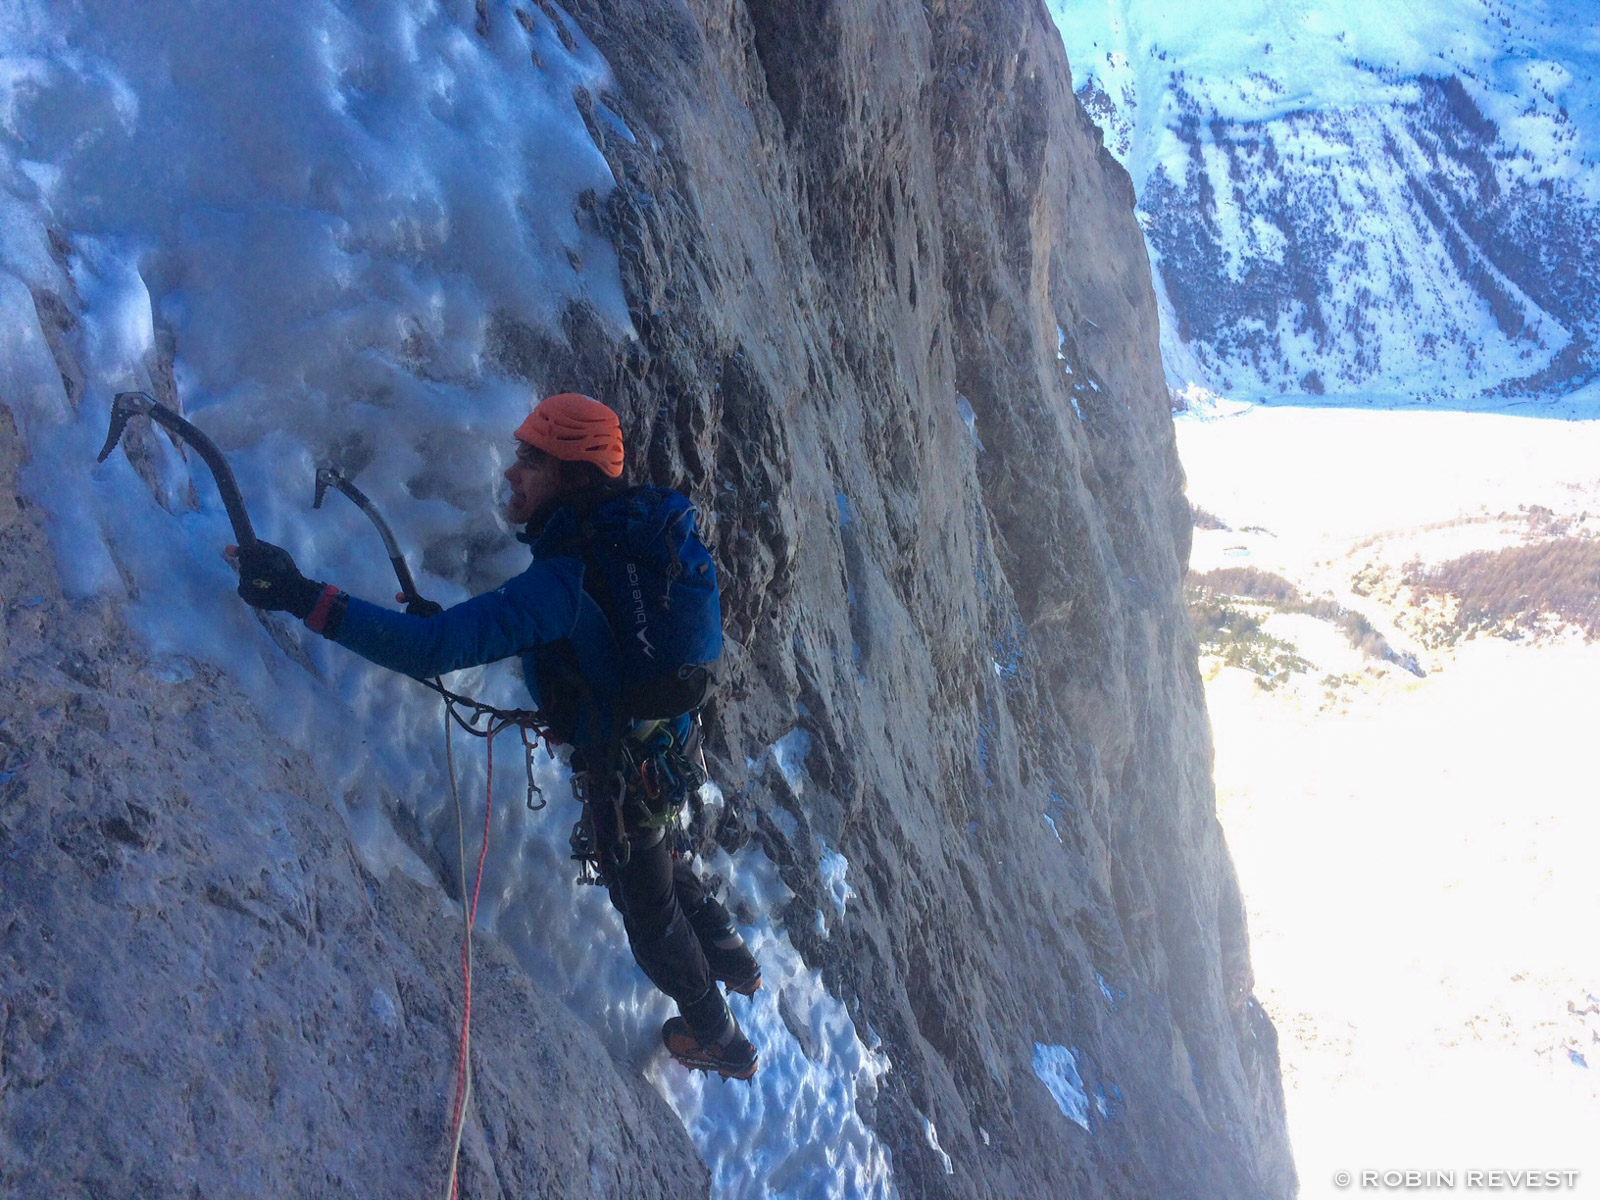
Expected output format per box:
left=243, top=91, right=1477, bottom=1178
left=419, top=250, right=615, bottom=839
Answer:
left=504, top=442, right=564, bottom=524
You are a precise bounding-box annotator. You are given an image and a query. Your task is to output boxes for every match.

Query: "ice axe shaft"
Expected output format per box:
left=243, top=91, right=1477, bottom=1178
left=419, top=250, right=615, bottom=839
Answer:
left=97, top=391, right=258, bottom=548
left=313, top=467, right=440, bottom=615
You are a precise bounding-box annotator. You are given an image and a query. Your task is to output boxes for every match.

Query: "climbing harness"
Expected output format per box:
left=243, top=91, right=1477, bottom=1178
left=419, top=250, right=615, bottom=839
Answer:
left=567, top=716, right=707, bottom=886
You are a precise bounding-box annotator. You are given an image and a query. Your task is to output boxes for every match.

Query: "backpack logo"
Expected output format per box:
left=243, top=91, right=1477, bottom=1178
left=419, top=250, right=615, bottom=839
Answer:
left=627, top=561, right=656, bottom=659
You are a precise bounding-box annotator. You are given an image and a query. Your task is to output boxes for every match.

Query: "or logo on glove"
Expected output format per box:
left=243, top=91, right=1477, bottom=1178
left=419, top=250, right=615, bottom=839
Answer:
left=230, top=541, right=325, bottom=618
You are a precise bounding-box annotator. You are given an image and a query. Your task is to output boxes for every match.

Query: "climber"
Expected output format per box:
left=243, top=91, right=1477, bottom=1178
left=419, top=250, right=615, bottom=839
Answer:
left=231, top=392, right=761, bottom=1080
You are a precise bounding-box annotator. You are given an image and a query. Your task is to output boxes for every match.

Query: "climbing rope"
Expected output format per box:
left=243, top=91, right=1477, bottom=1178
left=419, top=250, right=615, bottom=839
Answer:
left=441, top=707, right=532, bottom=1200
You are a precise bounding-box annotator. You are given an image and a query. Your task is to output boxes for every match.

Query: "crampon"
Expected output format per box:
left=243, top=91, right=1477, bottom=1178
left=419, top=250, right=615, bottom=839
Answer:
left=662, top=1017, right=758, bottom=1081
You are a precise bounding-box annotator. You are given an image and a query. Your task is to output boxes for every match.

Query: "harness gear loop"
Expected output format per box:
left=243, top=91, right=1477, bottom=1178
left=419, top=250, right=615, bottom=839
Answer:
left=567, top=772, right=602, bottom=885
left=415, top=677, right=557, bottom=817
left=565, top=714, right=706, bottom=885
left=604, top=769, right=632, bottom=871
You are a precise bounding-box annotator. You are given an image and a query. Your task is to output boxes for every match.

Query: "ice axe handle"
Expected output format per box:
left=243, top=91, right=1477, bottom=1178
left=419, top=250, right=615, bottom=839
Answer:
left=98, top=391, right=258, bottom=548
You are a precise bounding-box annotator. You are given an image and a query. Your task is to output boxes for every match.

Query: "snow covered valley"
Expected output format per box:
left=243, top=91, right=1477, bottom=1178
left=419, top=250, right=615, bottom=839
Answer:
left=1049, top=0, right=1600, bottom=405
left=1178, top=398, right=1600, bottom=1197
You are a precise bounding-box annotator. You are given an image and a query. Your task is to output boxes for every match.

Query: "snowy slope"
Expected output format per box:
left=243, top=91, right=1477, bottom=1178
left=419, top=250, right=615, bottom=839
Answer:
left=1047, top=0, right=1600, bottom=404
left=1175, top=402, right=1600, bottom=1198
left=0, top=2, right=892, bottom=1194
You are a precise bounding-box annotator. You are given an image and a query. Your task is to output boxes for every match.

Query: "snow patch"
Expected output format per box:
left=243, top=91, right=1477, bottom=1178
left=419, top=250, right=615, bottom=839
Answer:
left=922, top=1114, right=954, bottom=1174
left=818, top=840, right=853, bottom=917
left=955, top=394, right=984, bottom=450
left=769, top=727, right=811, bottom=794
left=655, top=846, right=895, bottom=1198
left=1032, top=1042, right=1091, bottom=1131
left=1097, top=973, right=1122, bottom=1009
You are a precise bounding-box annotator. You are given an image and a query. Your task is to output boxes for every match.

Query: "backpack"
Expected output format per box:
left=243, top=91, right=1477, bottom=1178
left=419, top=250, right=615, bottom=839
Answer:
left=572, top=486, right=722, bottom=722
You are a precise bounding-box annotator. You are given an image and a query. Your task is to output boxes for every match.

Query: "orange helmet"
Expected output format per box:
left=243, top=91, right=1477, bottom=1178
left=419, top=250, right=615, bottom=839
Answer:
left=514, top=392, right=624, bottom=478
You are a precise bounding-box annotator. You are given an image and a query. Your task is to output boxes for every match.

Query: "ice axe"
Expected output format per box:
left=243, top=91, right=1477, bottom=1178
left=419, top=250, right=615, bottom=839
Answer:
left=97, top=390, right=258, bottom=548
left=96, top=391, right=317, bottom=669
left=313, top=467, right=443, bottom=616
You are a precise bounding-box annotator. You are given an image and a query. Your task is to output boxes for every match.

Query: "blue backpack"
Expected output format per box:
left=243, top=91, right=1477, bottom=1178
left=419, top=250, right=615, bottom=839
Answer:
left=573, top=486, right=722, bottom=722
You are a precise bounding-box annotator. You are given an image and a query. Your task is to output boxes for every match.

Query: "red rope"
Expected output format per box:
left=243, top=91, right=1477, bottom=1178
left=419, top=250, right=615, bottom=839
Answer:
left=445, top=719, right=504, bottom=1200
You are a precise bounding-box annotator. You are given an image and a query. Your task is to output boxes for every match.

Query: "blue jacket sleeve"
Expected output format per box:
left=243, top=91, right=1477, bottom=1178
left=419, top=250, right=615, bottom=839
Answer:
left=327, top=558, right=584, bottom=679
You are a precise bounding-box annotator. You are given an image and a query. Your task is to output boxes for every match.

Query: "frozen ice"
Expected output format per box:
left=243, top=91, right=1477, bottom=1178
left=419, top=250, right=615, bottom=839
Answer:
left=818, top=840, right=854, bottom=917
left=955, top=394, right=984, bottom=450
left=769, top=727, right=812, bottom=794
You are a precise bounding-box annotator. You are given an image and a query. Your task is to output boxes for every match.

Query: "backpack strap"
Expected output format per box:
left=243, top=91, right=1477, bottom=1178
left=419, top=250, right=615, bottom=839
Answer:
left=573, top=512, right=629, bottom=662
left=563, top=487, right=718, bottom=723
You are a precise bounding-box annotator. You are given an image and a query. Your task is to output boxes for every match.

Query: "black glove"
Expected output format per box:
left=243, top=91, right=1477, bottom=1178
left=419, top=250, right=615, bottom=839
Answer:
left=396, top=591, right=444, bottom=618
left=234, top=540, right=324, bottom=618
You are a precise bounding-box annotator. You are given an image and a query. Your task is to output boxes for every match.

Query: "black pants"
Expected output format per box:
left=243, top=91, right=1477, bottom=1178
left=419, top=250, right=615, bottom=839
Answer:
left=604, top=830, right=732, bottom=1010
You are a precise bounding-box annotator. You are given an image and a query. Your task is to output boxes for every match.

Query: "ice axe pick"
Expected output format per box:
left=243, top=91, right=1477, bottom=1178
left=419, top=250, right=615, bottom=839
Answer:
left=97, top=390, right=259, bottom=550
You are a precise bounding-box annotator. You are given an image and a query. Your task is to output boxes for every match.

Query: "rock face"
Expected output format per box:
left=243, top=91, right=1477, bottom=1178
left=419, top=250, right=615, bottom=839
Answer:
left=0, top=1, right=1293, bottom=1197
left=546, top=0, right=1294, bottom=1194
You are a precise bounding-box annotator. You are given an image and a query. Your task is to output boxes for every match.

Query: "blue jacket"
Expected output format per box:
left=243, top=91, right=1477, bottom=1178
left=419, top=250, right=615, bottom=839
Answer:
left=322, top=506, right=630, bottom=749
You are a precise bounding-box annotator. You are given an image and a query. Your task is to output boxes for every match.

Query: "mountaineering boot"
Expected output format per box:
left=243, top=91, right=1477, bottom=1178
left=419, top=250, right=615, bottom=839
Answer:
left=663, top=987, right=758, bottom=1080
left=661, top=1016, right=758, bottom=1080
left=700, top=927, right=761, bottom=997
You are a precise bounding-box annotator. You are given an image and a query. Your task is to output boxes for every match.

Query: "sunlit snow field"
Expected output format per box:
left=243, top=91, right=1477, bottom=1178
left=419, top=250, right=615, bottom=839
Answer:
left=1177, top=398, right=1600, bottom=1199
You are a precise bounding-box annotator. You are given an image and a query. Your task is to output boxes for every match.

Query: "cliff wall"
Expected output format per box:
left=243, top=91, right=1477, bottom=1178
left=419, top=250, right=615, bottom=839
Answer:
left=554, top=1, right=1293, bottom=1192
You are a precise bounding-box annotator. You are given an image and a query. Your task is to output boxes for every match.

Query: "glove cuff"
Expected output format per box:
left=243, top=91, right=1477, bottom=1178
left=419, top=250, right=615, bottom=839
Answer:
left=304, top=584, right=347, bottom=635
